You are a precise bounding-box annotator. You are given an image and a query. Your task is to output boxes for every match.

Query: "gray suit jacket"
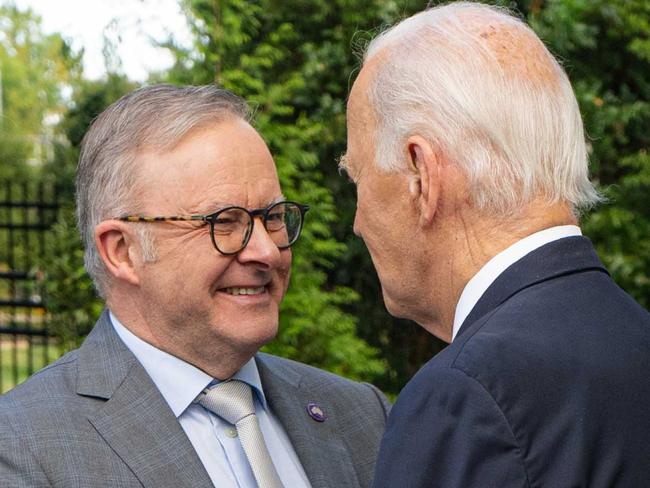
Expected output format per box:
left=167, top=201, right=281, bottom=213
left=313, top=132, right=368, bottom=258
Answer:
left=0, top=312, right=390, bottom=487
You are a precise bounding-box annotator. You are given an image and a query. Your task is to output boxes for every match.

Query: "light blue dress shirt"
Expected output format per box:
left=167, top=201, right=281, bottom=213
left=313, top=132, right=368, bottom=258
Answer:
left=110, top=312, right=311, bottom=488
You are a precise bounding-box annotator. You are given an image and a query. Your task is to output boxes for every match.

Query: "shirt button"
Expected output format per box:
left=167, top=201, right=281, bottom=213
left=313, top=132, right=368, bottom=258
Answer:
left=226, top=427, right=238, bottom=438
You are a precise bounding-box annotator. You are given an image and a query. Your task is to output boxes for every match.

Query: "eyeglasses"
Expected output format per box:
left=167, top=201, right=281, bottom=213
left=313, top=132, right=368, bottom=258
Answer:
left=117, top=201, right=309, bottom=255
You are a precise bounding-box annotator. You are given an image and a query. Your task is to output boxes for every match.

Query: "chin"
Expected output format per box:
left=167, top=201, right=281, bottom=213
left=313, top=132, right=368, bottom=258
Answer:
left=233, top=318, right=279, bottom=350
left=382, top=290, right=415, bottom=322
left=381, top=287, right=401, bottom=317
left=383, top=300, right=403, bottom=319
left=257, top=321, right=280, bottom=346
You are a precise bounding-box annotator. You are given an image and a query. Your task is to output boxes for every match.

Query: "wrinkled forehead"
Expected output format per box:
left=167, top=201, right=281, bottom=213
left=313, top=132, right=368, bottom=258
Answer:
left=133, top=119, right=281, bottom=209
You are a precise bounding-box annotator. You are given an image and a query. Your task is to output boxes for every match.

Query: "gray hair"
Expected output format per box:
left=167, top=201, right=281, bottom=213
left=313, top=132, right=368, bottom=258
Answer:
left=76, top=84, right=250, bottom=297
left=364, top=2, right=602, bottom=216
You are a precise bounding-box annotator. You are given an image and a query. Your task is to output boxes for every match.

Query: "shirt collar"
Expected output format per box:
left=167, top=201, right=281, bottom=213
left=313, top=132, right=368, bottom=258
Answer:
left=451, top=225, right=582, bottom=342
left=109, top=311, right=268, bottom=417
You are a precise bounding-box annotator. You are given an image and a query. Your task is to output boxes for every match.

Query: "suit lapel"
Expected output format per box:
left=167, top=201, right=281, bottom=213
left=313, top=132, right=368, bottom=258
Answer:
left=457, top=236, right=608, bottom=338
left=256, top=354, right=360, bottom=488
left=76, top=312, right=213, bottom=488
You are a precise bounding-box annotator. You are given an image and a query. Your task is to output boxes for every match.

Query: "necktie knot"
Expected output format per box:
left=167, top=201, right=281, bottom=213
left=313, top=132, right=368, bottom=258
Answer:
left=197, top=379, right=284, bottom=488
left=198, top=379, right=255, bottom=425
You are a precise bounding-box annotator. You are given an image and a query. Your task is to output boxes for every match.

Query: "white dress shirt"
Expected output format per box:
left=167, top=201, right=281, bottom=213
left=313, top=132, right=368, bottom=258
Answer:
left=452, top=225, right=583, bottom=341
left=110, top=312, right=311, bottom=488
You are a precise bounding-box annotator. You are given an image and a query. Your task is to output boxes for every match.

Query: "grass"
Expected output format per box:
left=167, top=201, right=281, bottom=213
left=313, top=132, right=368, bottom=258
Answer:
left=0, top=340, right=65, bottom=394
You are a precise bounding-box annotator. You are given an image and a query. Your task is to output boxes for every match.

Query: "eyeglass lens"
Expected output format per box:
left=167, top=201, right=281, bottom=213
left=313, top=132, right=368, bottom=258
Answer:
left=210, top=202, right=303, bottom=254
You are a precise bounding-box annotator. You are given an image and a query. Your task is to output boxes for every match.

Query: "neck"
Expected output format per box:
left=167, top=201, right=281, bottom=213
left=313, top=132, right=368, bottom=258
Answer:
left=415, top=200, right=577, bottom=342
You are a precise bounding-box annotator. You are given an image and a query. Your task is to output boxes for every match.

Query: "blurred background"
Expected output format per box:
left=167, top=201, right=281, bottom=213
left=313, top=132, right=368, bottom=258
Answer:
left=1, top=0, right=648, bottom=397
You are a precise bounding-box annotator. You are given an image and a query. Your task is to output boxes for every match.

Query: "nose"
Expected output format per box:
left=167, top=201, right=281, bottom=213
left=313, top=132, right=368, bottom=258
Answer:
left=353, top=210, right=362, bottom=237
left=237, top=217, right=282, bottom=268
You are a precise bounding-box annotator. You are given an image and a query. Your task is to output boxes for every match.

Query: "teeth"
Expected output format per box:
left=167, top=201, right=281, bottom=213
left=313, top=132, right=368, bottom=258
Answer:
left=224, top=287, right=266, bottom=296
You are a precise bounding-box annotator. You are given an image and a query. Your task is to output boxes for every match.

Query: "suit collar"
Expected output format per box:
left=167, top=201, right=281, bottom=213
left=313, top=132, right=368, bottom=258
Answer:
left=256, top=354, right=361, bottom=488
left=452, top=226, right=582, bottom=340
left=456, top=236, right=608, bottom=338
left=75, top=311, right=213, bottom=487
left=76, top=310, right=136, bottom=399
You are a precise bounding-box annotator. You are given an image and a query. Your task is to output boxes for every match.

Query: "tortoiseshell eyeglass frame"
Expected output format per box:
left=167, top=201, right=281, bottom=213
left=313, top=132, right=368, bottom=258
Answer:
left=117, top=201, right=310, bottom=256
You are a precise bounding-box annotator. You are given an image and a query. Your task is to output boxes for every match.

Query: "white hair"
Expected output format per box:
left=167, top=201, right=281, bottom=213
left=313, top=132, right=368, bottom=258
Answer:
left=76, top=84, right=250, bottom=298
left=363, top=1, right=602, bottom=216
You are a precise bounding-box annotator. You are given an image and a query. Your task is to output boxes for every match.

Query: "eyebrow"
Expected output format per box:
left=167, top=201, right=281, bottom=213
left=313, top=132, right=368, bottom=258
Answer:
left=338, top=154, right=351, bottom=175
left=269, top=195, right=287, bottom=206
left=189, top=202, right=234, bottom=214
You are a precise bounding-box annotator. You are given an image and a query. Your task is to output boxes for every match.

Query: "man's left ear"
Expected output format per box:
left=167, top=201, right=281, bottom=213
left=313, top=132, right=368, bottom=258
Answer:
left=406, top=135, right=440, bottom=227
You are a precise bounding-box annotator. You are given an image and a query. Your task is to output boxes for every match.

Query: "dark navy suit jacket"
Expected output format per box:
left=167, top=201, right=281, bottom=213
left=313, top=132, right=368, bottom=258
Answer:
left=373, top=237, right=650, bottom=487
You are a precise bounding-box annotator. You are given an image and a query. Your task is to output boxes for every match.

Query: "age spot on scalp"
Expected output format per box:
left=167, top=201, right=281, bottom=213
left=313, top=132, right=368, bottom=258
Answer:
left=469, top=16, right=561, bottom=87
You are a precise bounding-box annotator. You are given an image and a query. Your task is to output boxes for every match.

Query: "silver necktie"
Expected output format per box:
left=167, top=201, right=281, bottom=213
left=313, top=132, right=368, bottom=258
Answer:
left=198, top=380, right=284, bottom=488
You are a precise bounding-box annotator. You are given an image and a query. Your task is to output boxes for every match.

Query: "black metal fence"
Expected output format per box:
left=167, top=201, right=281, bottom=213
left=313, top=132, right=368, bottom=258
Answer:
left=0, top=180, right=62, bottom=393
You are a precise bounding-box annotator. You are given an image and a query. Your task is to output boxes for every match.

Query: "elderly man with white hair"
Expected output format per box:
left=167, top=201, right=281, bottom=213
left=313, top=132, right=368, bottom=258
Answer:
left=341, top=2, right=650, bottom=487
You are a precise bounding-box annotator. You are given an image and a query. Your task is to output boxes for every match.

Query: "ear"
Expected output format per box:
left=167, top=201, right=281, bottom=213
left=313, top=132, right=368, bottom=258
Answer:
left=94, top=220, right=141, bottom=287
left=406, top=135, right=440, bottom=226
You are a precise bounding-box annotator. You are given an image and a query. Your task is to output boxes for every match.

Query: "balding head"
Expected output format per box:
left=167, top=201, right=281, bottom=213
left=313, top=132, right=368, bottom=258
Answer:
left=468, top=13, right=559, bottom=85
left=359, top=1, right=600, bottom=217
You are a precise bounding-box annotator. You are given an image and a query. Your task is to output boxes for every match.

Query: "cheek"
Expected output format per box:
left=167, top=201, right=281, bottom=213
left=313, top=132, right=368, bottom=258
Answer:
left=185, top=253, right=236, bottom=289
left=357, top=194, right=384, bottom=238
left=278, top=250, right=292, bottom=281
left=354, top=189, right=371, bottom=227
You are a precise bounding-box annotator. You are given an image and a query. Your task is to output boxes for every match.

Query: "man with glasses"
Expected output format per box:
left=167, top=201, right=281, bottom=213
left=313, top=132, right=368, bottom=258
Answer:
left=0, top=84, right=389, bottom=488
left=342, top=2, right=650, bottom=487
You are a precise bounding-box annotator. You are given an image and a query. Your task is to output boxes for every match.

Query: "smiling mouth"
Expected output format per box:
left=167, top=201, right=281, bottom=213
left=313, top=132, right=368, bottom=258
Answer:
left=222, top=286, right=267, bottom=296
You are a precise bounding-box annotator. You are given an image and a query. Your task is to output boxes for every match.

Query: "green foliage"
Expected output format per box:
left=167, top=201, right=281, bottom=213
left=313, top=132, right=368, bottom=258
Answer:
left=44, top=74, right=136, bottom=201
left=0, top=4, right=82, bottom=176
left=39, top=205, right=103, bottom=347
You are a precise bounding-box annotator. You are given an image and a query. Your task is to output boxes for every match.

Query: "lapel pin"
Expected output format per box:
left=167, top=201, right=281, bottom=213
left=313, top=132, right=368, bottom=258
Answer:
left=307, top=402, right=327, bottom=422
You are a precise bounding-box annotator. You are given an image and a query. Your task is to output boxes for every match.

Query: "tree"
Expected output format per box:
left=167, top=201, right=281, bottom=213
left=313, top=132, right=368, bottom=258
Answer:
left=0, top=3, right=82, bottom=177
